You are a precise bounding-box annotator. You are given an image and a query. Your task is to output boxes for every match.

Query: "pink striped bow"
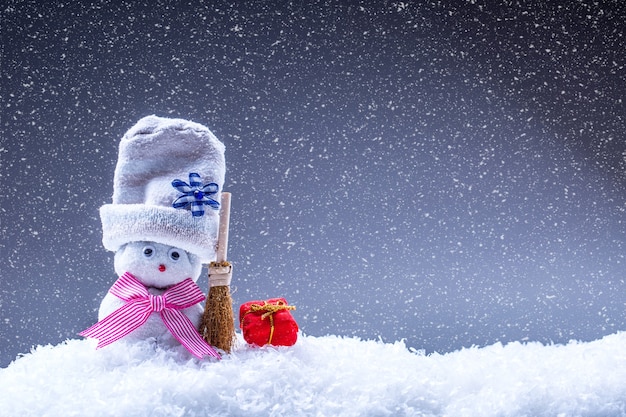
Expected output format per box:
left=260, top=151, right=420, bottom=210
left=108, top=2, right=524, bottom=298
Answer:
left=80, top=272, right=220, bottom=360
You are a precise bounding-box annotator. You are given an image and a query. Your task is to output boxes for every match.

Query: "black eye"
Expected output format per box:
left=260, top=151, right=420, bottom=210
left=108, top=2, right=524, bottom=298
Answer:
left=168, top=249, right=181, bottom=261
left=143, top=245, right=155, bottom=258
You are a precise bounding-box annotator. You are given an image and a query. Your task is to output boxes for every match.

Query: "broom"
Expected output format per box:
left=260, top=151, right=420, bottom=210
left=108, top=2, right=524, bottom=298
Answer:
left=201, top=191, right=236, bottom=354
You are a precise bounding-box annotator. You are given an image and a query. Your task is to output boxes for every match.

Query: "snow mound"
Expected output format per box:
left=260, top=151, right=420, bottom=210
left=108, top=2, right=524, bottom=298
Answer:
left=2, top=333, right=626, bottom=417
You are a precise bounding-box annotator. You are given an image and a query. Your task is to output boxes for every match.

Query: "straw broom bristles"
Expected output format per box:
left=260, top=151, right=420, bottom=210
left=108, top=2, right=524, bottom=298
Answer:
left=202, top=277, right=235, bottom=353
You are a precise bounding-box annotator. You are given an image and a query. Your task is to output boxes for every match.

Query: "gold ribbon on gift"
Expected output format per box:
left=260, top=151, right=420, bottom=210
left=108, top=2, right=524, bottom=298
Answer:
left=242, top=300, right=296, bottom=345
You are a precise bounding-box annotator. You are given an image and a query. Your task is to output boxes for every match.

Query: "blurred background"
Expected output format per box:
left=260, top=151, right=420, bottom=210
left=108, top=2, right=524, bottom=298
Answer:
left=2, top=0, right=625, bottom=367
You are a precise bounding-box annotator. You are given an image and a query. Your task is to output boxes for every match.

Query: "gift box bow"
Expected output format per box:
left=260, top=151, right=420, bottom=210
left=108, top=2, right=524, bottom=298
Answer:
left=248, top=300, right=296, bottom=319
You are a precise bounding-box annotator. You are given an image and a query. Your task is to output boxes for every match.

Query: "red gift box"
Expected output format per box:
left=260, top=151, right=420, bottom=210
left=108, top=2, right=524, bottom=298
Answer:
left=239, top=298, right=298, bottom=347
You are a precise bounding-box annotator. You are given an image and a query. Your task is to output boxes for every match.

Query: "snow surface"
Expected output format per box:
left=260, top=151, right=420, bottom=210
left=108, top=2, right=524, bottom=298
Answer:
left=2, top=333, right=626, bottom=417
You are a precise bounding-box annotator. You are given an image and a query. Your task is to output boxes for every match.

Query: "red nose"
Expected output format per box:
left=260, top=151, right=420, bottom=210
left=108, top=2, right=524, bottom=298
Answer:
left=158, top=264, right=166, bottom=272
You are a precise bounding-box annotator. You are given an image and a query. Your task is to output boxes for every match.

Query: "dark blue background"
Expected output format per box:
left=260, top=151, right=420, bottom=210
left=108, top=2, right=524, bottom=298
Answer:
left=2, top=0, right=625, bottom=367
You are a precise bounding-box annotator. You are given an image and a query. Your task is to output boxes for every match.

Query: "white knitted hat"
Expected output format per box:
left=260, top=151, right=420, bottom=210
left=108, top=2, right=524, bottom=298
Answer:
left=100, top=115, right=226, bottom=263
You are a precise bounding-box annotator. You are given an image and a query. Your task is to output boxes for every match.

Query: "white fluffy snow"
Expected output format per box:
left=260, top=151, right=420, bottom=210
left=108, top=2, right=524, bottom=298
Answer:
left=2, top=333, right=626, bottom=417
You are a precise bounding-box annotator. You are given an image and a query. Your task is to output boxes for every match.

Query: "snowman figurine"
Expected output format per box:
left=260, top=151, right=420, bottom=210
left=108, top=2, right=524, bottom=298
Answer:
left=80, top=115, right=226, bottom=359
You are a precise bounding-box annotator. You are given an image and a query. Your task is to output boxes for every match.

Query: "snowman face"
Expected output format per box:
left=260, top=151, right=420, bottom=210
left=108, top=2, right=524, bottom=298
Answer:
left=114, top=241, right=202, bottom=288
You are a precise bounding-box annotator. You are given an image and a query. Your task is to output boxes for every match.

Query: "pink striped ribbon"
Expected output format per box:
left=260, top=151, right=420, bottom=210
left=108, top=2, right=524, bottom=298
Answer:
left=80, top=272, right=220, bottom=360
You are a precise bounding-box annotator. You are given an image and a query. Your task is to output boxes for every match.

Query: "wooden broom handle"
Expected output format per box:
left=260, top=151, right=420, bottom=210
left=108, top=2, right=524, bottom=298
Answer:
left=216, top=192, right=231, bottom=263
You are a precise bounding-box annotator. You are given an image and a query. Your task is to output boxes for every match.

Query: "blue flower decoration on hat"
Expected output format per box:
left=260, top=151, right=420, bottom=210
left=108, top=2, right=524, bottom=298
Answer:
left=171, top=173, right=220, bottom=217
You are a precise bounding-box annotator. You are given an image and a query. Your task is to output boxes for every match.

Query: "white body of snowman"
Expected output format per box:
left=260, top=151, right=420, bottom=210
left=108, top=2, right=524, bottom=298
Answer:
left=98, top=241, right=204, bottom=347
